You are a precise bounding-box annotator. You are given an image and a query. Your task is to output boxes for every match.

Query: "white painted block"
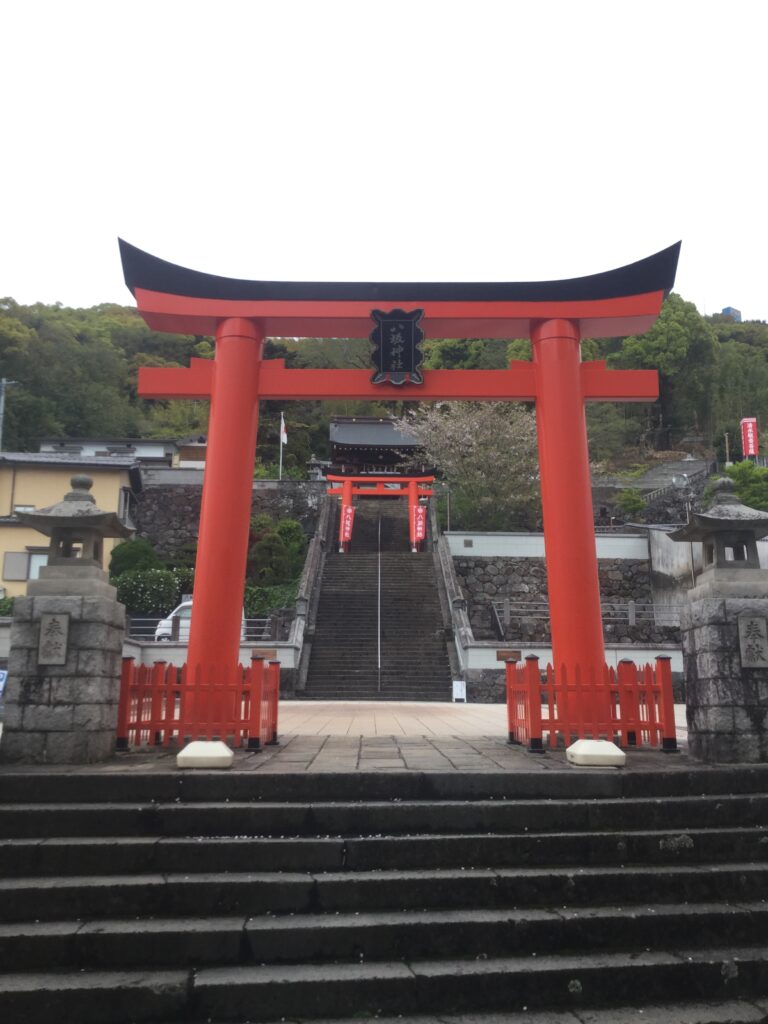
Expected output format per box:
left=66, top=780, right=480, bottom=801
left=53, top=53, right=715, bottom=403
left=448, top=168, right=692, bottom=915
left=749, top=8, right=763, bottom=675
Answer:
left=176, top=740, right=234, bottom=769
left=566, top=739, right=626, bottom=767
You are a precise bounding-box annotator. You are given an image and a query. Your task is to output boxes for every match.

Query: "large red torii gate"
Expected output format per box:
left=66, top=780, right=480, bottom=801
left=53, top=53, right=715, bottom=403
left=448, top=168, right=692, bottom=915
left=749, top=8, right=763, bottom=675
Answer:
left=120, top=240, right=679, bottom=714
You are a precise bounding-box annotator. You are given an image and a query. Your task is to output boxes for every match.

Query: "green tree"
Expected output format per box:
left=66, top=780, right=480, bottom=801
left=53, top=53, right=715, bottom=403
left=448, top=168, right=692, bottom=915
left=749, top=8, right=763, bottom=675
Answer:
left=109, top=539, right=163, bottom=577
left=724, top=461, right=768, bottom=510
left=611, top=294, right=717, bottom=441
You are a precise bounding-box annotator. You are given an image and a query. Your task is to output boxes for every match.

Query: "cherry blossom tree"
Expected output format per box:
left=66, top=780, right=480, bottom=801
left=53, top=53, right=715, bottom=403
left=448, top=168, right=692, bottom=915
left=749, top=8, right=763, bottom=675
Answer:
left=400, top=402, right=540, bottom=530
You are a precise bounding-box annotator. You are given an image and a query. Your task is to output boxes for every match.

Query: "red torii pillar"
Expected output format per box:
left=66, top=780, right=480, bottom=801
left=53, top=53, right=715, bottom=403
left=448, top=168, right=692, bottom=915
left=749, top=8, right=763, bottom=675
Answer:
left=532, top=319, right=603, bottom=676
left=119, top=238, right=679, bottom=722
left=188, top=317, right=263, bottom=671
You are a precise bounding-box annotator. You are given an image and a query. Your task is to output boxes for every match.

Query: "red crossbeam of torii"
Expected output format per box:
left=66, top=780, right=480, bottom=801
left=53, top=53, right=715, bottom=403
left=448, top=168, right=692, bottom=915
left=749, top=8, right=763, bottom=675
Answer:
left=121, top=240, right=679, bottom=712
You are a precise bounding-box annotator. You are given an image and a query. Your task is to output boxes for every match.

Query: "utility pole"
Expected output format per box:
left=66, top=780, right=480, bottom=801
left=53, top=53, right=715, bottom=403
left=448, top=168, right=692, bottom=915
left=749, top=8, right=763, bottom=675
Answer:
left=0, top=378, right=18, bottom=452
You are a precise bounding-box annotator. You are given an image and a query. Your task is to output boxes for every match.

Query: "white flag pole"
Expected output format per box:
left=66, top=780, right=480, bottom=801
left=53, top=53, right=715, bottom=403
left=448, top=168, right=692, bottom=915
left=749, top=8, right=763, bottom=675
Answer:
left=279, top=413, right=287, bottom=480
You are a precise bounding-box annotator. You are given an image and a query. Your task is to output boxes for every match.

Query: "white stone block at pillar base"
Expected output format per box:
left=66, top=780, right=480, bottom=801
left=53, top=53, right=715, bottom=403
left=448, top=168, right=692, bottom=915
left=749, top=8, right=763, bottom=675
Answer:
left=566, top=739, right=626, bottom=767
left=176, top=740, right=234, bottom=769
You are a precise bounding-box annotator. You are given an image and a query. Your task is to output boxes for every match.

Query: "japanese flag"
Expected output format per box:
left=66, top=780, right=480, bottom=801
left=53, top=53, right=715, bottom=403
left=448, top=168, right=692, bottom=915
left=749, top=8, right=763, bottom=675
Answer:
left=280, top=413, right=288, bottom=445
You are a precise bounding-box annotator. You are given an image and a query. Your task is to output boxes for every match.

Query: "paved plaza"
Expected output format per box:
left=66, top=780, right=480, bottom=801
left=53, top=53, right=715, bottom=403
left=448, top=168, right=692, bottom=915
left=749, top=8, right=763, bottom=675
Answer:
left=0, top=702, right=690, bottom=774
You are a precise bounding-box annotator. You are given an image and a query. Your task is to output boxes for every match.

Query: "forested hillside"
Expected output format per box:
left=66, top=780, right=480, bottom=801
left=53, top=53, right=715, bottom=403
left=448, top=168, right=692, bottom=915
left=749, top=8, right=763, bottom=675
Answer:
left=2, top=293, right=766, bottom=470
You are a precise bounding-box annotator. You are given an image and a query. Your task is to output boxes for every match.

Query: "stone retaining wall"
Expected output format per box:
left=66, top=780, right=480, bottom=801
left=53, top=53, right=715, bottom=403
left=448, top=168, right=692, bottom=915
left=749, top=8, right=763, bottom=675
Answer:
left=454, top=556, right=679, bottom=645
left=133, top=481, right=326, bottom=560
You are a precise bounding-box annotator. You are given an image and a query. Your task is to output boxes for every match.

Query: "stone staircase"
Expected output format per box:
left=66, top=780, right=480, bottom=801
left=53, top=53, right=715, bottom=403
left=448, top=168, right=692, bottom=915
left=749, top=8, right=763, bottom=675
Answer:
left=303, top=500, right=452, bottom=700
left=1, top=767, right=768, bottom=1022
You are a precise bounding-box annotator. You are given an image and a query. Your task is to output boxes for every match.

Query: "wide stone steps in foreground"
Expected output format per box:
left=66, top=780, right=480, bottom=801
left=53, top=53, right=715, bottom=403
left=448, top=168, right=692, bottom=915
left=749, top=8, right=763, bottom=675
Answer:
left=1, top=768, right=768, bottom=1021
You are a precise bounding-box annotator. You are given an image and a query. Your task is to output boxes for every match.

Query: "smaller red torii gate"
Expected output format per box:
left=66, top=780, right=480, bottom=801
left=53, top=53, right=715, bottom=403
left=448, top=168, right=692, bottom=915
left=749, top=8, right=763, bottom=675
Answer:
left=120, top=239, right=679, bottom=731
left=326, top=475, right=435, bottom=553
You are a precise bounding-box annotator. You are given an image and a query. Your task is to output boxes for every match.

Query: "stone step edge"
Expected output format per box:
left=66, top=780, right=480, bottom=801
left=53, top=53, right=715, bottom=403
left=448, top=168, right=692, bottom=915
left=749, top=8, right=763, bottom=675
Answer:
left=252, top=1002, right=768, bottom=1024
left=0, top=766, right=767, bottom=803
left=2, top=860, right=767, bottom=892
left=3, top=792, right=768, bottom=811
left=1, top=947, right=767, bottom=1020
left=2, top=898, right=766, bottom=941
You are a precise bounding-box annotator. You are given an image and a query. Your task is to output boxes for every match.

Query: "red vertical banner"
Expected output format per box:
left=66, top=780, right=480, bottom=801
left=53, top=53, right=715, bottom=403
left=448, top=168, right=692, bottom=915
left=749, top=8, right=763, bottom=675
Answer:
left=412, top=503, right=427, bottom=542
left=341, top=504, right=355, bottom=542
left=741, top=417, right=759, bottom=457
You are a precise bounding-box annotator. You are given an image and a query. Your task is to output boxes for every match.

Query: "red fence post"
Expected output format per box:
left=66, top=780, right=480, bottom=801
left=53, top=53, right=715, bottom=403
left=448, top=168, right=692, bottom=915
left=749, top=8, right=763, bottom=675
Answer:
left=525, top=655, right=544, bottom=753
left=656, top=655, right=678, bottom=753
left=505, top=659, right=518, bottom=743
left=149, top=661, right=166, bottom=746
left=617, top=659, right=638, bottom=747
left=248, top=656, right=265, bottom=749
left=116, top=657, right=134, bottom=750
left=267, top=661, right=280, bottom=744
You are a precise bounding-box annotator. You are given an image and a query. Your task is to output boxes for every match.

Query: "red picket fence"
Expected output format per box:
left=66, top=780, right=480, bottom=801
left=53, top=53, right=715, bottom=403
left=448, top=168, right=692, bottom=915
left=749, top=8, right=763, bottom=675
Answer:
left=117, top=656, right=280, bottom=749
left=505, top=655, right=677, bottom=753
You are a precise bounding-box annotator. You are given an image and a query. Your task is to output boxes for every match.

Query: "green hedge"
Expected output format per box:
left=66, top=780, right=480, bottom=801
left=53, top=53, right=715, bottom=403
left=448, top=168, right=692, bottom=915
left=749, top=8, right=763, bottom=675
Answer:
left=115, top=568, right=194, bottom=616
left=244, top=580, right=299, bottom=617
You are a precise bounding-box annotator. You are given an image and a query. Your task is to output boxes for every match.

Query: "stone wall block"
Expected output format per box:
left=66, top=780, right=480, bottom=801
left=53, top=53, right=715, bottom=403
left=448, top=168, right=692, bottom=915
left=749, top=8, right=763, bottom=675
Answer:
left=44, top=731, right=90, bottom=763
left=22, top=703, right=74, bottom=732
left=733, top=706, right=768, bottom=734
left=686, top=677, right=725, bottom=707
left=31, top=596, right=84, bottom=619
left=687, top=705, right=735, bottom=734
left=466, top=669, right=506, bottom=703
left=52, top=676, right=120, bottom=705
left=6, top=648, right=30, bottom=678
left=689, top=674, right=764, bottom=708
left=9, top=597, right=33, bottom=621
left=13, top=674, right=51, bottom=706
left=688, top=623, right=736, bottom=653
left=82, top=732, right=117, bottom=762
left=681, top=630, right=696, bottom=656
left=77, top=648, right=122, bottom=677
left=0, top=732, right=45, bottom=762
left=1, top=702, right=23, bottom=730
left=81, top=598, right=126, bottom=628
left=686, top=599, right=726, bottom=629
left=73, top=703, right=118, bottom=731
left=695, top=650, right=741, bottom=682
left=71, top=622, right=124, bottom=652
left=8, top=621, right=39, bottom=648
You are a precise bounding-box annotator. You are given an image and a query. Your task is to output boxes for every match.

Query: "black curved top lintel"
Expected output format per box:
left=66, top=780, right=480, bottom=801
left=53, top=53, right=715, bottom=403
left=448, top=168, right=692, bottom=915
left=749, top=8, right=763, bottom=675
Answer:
left=118, top=238, right=680, bottom=305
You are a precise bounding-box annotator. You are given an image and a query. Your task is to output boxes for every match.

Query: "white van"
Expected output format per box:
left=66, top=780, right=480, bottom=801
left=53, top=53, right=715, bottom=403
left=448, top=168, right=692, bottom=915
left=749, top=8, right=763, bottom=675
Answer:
left=154, top=601, right=246, bottom=642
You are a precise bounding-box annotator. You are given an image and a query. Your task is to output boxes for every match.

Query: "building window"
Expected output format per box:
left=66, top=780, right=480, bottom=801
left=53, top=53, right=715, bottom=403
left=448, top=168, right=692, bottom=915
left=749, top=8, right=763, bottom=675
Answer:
left=2, top=549, right=48, bottom=581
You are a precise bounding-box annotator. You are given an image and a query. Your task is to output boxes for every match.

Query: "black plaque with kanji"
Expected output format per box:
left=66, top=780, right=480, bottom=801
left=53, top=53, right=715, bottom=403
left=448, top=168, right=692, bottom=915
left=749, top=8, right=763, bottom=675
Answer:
left=370, top=308, right=424, bottom=386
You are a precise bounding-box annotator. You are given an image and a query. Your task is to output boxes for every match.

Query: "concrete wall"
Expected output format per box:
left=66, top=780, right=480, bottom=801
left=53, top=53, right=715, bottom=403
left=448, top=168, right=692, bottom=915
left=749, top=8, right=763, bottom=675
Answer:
left=447, top=532, right=649, bottom=560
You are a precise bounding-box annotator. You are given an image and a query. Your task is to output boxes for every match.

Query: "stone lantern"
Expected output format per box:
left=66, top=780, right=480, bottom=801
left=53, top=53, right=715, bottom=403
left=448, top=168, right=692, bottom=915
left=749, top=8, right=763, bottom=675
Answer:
left=669, top=477, right=768, bottom=763
left=0, top=476, right=133, bottom=764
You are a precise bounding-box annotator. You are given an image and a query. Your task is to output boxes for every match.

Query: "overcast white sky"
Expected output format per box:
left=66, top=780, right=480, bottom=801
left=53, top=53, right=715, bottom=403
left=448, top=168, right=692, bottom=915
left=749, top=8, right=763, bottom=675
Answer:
left=2, top=0, right=766, bottom=321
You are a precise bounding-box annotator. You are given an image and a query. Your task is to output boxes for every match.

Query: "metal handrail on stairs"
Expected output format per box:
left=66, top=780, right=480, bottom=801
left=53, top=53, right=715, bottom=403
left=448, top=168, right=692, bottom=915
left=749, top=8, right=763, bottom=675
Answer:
left=377, top=514, right=382, bottom=692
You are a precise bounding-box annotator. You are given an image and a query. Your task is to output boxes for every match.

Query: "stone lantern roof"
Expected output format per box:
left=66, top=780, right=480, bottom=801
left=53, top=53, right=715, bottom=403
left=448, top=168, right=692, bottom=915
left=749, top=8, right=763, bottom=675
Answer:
left=668, top=476, right=768, bottom=594
left=668, top=477, right=768, bottom=543
left=16, top=475, right=133, bottom=568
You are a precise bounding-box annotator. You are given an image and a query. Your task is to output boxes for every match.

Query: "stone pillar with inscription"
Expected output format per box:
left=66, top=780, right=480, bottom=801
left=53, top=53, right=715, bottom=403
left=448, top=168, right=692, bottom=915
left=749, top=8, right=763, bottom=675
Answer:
left=670, top=478, right=768, bottom=763
left=0, top=476, right=133, bottom=764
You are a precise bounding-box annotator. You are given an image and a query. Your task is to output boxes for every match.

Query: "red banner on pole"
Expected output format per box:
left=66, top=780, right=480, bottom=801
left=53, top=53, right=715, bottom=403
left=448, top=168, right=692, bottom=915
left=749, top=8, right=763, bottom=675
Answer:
left=412, top=503, right=427, bottom=542
left=341, top=504, right=355, bottom=542
left=741, top=417, right=759, bottom=457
